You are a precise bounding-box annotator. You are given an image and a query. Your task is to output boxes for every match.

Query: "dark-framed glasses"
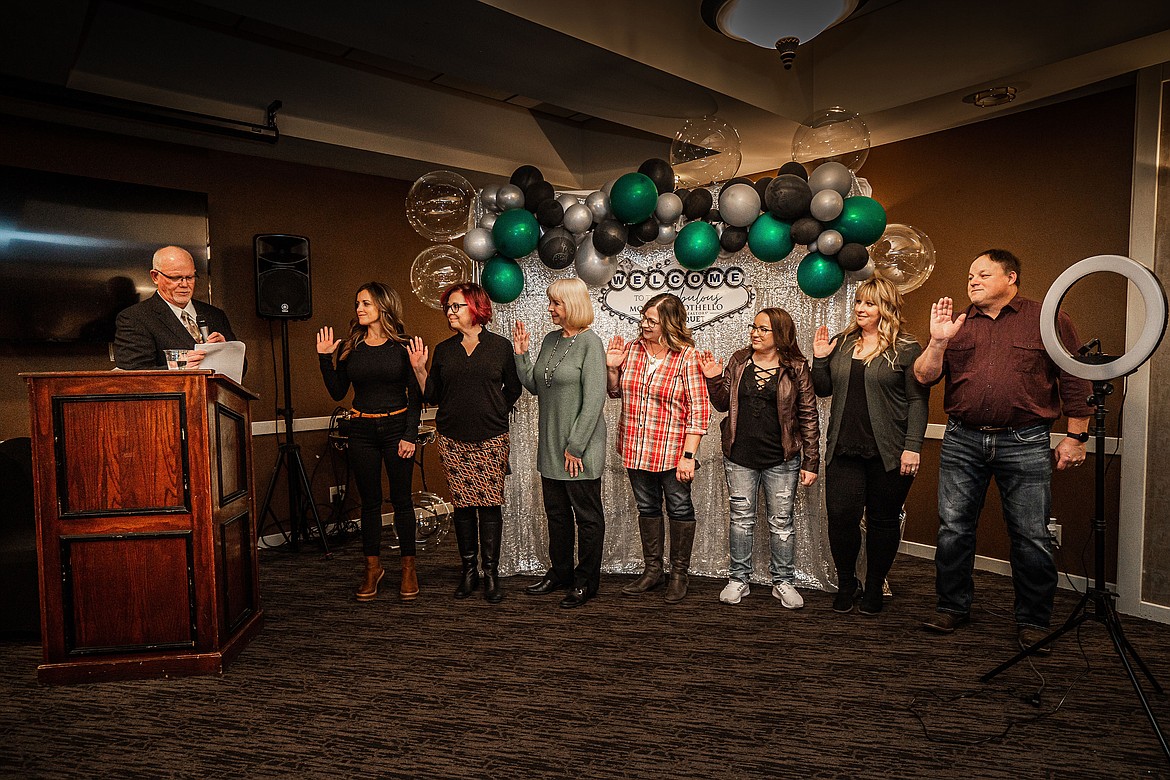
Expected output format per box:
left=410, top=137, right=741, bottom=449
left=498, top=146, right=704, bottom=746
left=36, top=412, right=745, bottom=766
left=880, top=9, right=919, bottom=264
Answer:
left=748, top=324, right=772, bottom=334
left=444, top=302, right=468, bottom=313
left=640, top=316, right=660, bottom=327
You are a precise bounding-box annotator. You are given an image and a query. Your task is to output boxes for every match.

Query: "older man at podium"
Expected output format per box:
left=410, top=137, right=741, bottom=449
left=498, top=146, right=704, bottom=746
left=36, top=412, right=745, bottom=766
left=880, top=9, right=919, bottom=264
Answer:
left=114, top=245, right=237, bottom=371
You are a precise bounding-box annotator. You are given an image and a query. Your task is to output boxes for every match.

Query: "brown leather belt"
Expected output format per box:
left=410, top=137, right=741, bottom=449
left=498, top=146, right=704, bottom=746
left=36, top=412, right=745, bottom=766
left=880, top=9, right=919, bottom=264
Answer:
left=346, top=408, right=407, bottom=419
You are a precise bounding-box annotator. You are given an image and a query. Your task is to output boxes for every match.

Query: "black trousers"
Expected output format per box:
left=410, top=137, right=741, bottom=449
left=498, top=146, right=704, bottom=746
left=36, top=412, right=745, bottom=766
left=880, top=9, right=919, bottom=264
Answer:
left=347, top=416, right=416, bottom=557
left=825, top=454, right=913, bottom=588
left=541, top=476, right=605, bottom=593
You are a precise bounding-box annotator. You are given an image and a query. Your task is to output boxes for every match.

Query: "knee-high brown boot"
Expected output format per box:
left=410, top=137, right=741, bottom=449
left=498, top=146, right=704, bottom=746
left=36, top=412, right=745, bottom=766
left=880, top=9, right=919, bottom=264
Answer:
left=664, top=519, right=696, bottom=604
left=400, top=555, right=419, bottom=600
left=355, top=555, right=385, bottom=602
left=622, top=515, right=667, bottom=595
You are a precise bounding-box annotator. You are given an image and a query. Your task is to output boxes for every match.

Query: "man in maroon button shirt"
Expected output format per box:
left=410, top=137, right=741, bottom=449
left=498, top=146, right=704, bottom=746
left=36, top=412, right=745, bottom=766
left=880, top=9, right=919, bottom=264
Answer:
left=912, top=250, right=1093, bottom=654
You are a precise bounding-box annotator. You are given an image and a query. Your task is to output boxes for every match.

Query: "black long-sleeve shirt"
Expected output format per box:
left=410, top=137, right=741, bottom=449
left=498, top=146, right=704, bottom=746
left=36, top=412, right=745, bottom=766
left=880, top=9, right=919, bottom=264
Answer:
left=319, top=339, right=422, bottom=443
left=422, top=329, right=522, bottom=442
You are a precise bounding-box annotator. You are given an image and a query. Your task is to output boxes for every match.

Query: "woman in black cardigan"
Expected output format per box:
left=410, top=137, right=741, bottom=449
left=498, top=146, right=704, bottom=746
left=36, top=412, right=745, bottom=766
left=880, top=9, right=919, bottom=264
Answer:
left=812, top=276, right=929, bottom=615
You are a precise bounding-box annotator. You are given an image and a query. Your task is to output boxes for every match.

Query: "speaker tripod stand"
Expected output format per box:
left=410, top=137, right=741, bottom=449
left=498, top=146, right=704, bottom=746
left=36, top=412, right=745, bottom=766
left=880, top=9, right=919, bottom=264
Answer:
left=980, top=378, right=1168, bottom=762
left=259, top=319, right=331, bottom=557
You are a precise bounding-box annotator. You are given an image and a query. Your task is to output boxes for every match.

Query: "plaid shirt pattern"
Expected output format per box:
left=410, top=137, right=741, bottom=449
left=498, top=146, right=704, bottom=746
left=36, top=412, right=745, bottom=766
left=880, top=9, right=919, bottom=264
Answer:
left=610, top=339, right=711, bottom=471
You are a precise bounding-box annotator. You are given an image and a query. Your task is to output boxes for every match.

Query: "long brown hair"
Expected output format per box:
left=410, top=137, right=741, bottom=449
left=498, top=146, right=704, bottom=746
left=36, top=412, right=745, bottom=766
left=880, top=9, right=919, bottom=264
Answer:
left=641, top=293, right=694, bottom=352
left=841, top=276, right=914, bottom=366
left=341, top=282, right=409, bottom=360
left=750, top=307, right=805, bottom=366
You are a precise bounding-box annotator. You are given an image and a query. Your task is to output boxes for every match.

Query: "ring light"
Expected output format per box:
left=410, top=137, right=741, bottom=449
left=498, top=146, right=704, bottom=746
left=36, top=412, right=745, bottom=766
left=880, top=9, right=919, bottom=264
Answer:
left=1040, top=254, right=1167, bottom=381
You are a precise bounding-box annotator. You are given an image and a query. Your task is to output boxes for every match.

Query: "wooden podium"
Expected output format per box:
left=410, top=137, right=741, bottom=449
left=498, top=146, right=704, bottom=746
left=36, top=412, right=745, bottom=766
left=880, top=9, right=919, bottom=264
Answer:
left=23, top=370, right=264, bottom=684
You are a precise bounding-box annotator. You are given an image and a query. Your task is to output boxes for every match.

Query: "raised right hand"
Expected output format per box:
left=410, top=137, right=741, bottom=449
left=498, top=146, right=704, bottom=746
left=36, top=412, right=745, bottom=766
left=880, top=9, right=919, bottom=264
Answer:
left=696, top=349, right=723, bottom=378
left=929, top=297, right=967, bottom=342
left=407, top=336, right=429, bottom=369
left=606, top=335, right=627, bottom=369
left=512, top=321, right=530, bottom=354
left=316, top=326, right=340, bottom=355
left=812, top=326, right=837, bottom=359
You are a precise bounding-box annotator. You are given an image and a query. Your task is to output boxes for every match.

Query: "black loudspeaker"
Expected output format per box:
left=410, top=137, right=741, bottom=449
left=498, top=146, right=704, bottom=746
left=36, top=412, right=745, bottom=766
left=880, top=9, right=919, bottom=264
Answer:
left=255, top=234, right=311, bottom=319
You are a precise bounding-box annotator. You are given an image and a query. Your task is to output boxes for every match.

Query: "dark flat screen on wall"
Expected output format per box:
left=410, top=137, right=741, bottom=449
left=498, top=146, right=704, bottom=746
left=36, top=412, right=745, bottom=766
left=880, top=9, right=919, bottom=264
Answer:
left=0, top=166, right=209, bottom=342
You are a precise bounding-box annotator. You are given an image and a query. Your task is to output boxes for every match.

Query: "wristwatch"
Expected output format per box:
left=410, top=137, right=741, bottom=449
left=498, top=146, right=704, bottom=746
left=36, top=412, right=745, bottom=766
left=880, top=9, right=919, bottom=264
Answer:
left=682, top=451, right=695, bottom=459
left=1066, top=431, right=1089, bottom=443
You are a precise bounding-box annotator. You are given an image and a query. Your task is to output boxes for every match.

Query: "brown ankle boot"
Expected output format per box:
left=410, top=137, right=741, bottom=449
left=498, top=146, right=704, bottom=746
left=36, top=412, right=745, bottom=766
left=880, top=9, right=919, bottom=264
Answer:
left=356, top=555, right=385, bottom=602
left=400, top=555, right=419, bottom=600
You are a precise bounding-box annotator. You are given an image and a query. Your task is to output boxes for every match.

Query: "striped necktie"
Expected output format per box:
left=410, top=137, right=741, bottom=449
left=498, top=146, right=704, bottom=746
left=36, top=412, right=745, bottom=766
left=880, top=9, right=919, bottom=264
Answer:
left=182, top=311, right=203, bottom=343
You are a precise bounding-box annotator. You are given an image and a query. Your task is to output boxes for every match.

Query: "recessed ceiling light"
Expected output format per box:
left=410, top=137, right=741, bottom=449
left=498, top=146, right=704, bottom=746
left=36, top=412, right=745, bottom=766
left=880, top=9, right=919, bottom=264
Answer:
left=963, top=87, right=1018, bottom=107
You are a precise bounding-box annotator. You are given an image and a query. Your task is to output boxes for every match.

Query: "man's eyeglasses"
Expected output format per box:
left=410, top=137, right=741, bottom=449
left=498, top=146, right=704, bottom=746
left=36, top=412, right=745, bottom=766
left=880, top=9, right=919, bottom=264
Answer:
left=444, top=302, right=468, bottom=313
left=154, top=270, right=198, bottom=284
left=748, top=324, right=772, bottom=334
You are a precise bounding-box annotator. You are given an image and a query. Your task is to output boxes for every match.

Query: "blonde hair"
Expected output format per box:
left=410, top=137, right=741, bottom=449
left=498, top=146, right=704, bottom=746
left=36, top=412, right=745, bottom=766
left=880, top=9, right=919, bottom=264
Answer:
left=547, top=278, right=594, bottom=330
left=842, top=277, right=915, bottom=366
left=642, top=293, right=694, bottom=352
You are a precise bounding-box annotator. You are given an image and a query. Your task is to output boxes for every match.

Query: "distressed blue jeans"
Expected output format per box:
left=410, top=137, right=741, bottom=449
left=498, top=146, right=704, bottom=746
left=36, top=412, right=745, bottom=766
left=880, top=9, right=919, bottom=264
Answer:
left=724, top=455, right=801, bottom=585
left=935, top=419, right=1057, bottom=628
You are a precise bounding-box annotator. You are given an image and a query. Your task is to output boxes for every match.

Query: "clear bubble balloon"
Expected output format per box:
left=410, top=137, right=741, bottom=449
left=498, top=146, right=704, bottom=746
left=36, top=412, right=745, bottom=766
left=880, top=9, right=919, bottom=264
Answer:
left=791, top=107, right=871, bottom=173
left=871, top=223, right=936, bottom=294
left=411, top=244, right=473, bottom=310
left=406, top=171, right=477, bottom=242
left=670, top=116, right=742, bottom=187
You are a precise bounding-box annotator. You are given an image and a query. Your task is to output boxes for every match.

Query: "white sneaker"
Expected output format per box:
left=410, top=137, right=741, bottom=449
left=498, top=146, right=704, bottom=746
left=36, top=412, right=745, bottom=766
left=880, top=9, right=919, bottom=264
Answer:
left=719, top=580, right=750, bottom=604
left=772, top=582, right=804, bottom=610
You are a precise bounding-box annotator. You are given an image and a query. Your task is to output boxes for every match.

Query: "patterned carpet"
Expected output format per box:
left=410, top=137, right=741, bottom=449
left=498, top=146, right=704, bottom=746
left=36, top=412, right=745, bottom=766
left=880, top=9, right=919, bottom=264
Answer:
left=3, top=535, right=1170, bottom=779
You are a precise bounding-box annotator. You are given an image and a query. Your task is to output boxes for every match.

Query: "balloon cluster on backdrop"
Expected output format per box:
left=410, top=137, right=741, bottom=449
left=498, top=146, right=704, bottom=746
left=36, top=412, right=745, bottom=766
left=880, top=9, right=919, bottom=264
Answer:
left=404, top=109, right=935, bottom=305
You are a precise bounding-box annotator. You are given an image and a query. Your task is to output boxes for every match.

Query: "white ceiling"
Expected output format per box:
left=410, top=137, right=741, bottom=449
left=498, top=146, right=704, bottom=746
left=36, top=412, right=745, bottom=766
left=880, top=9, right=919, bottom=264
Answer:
left=2, top=0, right=1169, bottom=188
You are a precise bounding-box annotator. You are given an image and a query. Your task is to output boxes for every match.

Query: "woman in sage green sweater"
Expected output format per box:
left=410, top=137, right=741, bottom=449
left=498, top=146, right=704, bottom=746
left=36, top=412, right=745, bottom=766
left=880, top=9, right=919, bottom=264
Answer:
left=512, top=278, right=608, bottom=609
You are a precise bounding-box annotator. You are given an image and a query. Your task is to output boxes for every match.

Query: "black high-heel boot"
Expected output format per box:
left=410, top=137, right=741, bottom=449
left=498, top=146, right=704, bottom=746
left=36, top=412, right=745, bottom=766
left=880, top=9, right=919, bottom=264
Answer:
left=452, top=508, right=479, bottom=600
left=479, top=507, right=504, bottom=604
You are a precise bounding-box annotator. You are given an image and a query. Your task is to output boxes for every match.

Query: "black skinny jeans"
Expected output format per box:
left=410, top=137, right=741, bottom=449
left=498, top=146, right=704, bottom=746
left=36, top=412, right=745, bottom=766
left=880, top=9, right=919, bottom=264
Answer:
left=541, top=476, right=605, bottom=593
left=825, top=454, right=913, bottom=587
left=347, top=415, right=416, bottom=557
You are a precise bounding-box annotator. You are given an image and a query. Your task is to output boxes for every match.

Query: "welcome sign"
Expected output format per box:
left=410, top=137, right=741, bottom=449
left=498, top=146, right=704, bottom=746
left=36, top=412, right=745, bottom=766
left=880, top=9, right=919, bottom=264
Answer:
left=600, top=264, right=755, bottom=330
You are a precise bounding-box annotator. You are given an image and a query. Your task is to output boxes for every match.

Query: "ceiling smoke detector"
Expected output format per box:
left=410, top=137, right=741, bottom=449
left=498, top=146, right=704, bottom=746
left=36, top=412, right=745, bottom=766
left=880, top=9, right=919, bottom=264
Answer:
left=964, top=86, right=1018, bottom=108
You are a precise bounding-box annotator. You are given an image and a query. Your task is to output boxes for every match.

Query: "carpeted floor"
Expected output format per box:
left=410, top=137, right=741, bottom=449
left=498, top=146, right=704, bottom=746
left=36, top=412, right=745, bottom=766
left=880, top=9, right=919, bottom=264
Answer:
left=2, top=535, right=1169, bottom=779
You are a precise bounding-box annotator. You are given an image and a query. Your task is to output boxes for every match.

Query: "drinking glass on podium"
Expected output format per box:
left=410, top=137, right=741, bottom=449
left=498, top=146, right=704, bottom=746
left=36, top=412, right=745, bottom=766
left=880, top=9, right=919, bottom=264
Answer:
left=164, top=349, right=189, bottom=369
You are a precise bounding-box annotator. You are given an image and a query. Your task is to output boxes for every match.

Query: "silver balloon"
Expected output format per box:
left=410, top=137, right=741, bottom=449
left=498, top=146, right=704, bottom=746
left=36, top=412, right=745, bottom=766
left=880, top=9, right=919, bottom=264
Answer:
left=411, top=244, right=474, bottom=310
left=717, top=183, right=761, bottom=228
left=807, top=243, right=818, bottom=253
left=479, top=212, right=497, bottom=231
left=563, top=203, right=593, bottom=234
left=497, top=183, right=524, bottom=212
left=556, top=192, right=580, bottom=213
left=808, top=162, right=853, bottom=198
left=656, top=223, right=678, bottom=244
left=815, top=229, right=844, bottom=256
left=810, top=189, right=844, bottom=221
left=574, top=238, right=616, bottom=287
left=585, top=191, right=611, bottom=222
left=850, top=259, right=875, bottom=280
left=480, top=184, right=500, bottom=213
left=655, top=192, right=684, bottom=224
left=406, top=171, right=477, bottom=242
left=463, top=227, right=496, bottom=262
left=601, top=178, right=619, bottom=197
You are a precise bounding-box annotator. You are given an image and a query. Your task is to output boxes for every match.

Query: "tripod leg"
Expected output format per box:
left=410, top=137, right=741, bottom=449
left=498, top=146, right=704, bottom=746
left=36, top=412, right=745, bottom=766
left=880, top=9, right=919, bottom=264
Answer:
left=259, top=451, right=291, bottom=549
left=1100, top=603, right=1170, bottom=762
left=980, top=593, right=1091, bottom=683
left=290, top=445, right=331, bottom=558
left=1102, top=601, right=1164, bottom=693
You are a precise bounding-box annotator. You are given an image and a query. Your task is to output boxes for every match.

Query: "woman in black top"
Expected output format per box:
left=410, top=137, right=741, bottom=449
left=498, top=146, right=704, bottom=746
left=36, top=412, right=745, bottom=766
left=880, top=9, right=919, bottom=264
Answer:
left=318, top=282, right=422, bottom=602
left=407, top=282, right=522, bottom=603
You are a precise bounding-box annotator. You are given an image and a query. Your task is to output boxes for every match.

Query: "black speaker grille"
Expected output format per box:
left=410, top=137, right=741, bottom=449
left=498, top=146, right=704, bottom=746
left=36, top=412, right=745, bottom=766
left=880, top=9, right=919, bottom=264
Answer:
left=254, top=234, right=311, bottom=319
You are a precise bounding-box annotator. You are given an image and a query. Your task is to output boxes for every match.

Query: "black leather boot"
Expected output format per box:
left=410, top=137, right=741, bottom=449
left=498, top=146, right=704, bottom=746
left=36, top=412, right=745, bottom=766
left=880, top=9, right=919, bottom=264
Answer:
left=664, top=519, right=696, bottom=604
left=621, top=515, right=667, bottom=595
left=452, top=508, right=479, bottom=600
left=479, top=508, right=504, bottom=604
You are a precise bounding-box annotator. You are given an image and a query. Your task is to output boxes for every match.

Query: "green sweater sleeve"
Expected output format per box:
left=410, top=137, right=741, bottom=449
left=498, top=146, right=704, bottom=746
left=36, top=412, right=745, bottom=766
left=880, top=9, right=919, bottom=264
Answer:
left=565, top=333, right=607, bottom=459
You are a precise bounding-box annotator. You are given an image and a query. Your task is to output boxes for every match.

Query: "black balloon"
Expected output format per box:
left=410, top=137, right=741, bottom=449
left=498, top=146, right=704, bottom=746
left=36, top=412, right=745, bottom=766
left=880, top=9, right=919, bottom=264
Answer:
left=638, top=158, right=676, bottom=195
left=633, top=217, right=659, bottom=242
left=538, top=228, right=577, bottom=270
left=837, top=242, right=870, bottom=272
left=778, top=161, right=809, bottom=181
left=510, top=164, right=544, bottom=192
left=753, top=176, right=773, bottom=201
left=704, top=208, right=722, bottom=223
left=765, top=174, right=813, bottom=220
left=725, top=176, right=754, bottom=189
left=627, top=233, right=646, bottom=248
left=683, top=188, right=713, bottom=220
left=791, top=216, right=824, bottom=245
left=524, top=181, right=555, bottom=212
left=675, top=187, right=691, bottom=201
left=593, top=219, right=628, bottom=256
left=720, top=225, right=748, bottom=253
left=536, top=199, right=564, bottom=227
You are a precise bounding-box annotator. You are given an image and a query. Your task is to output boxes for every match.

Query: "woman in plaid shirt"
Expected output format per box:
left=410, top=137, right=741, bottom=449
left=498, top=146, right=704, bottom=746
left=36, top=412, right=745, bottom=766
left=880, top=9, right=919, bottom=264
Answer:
left=606, top=293, right=711, bottom=603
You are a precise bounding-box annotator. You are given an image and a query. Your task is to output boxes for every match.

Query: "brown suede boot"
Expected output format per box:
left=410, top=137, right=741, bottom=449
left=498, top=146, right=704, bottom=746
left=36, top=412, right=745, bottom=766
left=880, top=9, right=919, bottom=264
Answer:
left=355, top=555, right=385, bottom=602
left=400, top=555, right=419, bottom=601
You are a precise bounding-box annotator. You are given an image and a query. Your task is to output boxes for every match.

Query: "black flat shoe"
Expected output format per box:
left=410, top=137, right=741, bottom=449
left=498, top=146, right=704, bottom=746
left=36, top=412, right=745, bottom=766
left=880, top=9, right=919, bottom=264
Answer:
left=525, top=574, right=567, bottom=596
left=559, top=587, right=591, bottom=609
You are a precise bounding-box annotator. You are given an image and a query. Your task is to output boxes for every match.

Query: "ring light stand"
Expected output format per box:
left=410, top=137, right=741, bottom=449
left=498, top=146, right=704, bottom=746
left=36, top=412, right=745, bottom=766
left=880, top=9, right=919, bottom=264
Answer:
left=980, top=255, right=1169, bottom=761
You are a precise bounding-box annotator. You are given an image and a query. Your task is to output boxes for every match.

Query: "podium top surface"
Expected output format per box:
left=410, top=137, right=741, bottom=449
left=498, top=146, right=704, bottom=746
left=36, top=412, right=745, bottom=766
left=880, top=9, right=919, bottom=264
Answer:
left=21, top=370, right=259, bottom=400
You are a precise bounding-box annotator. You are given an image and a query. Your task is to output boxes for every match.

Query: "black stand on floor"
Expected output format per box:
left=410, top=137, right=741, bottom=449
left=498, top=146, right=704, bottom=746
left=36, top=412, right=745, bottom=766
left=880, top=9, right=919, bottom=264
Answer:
left=258, top=320, right=331, bottom=557
left=980, top=378, right=1167, bottom=762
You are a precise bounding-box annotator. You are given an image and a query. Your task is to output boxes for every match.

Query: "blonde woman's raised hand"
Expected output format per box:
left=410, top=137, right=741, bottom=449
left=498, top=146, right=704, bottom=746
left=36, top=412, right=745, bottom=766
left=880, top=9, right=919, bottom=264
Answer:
left=407, top=336, right=429, bottom=370
left=512, top=321, right=530, bottom=355
left=697, top=349, right=724, bottom=379
left=316, top=326, right=340, bottom=355
left=606, top=335, right=627, bottom=369
left=812, top=326, right=837, bottom=359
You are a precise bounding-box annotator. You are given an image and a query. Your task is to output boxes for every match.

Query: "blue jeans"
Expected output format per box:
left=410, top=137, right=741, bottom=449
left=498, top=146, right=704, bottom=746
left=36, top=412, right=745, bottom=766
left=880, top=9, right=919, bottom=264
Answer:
left=725, top=456, right=801, bottom=585
left=935, top=419, right=1057, bottom=627
left=626, top=468, right=695, bottom=521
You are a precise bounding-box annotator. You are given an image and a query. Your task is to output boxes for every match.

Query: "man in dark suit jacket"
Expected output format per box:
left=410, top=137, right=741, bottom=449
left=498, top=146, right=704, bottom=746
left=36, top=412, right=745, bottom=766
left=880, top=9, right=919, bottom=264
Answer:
left=114, top=246, right=238, bottom=370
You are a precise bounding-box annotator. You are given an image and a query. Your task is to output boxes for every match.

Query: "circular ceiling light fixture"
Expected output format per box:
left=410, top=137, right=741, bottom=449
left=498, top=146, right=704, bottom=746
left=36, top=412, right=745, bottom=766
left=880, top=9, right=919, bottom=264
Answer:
left=963, top=86, right=1018, bottom=108
left=701, top=0, right=866, bottom=70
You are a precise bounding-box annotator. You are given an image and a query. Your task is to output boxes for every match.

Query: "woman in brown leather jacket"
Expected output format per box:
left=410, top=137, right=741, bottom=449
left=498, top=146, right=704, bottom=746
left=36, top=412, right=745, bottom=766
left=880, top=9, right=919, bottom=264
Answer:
left=698, top=307, right=819, bottom=609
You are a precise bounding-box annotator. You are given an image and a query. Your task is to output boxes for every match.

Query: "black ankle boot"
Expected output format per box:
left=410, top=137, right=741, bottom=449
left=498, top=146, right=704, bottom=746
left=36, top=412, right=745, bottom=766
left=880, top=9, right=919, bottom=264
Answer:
left=833, top=575, right=859, bottom=613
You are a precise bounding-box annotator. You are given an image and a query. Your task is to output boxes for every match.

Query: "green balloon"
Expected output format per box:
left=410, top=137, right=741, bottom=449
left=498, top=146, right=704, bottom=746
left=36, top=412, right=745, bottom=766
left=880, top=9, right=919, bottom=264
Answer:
left=674, top=221, right=720, bottom=270
left=481, top=255, right=525, bottom=303
left=747, top=213, right=794, bottom=262
left=797, top=252, right=845, bottom=299
left=491, top=208, right=540, bottom=259
left=609, top=172, right=659, bottom=224
left=829, top=196, right=887, bottom=246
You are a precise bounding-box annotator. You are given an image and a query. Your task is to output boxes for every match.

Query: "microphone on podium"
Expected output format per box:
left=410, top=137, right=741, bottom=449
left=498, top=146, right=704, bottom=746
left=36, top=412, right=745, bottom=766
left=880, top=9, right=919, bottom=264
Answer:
left=197, top=317, right=211, bottom=343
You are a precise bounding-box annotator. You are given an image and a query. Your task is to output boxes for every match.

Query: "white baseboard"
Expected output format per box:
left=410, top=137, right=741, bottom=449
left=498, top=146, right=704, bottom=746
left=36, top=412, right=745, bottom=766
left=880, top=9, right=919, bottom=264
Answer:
left=256, top=502, right=453, bottom=550
left=900, top=540, right=1097, bottom=595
